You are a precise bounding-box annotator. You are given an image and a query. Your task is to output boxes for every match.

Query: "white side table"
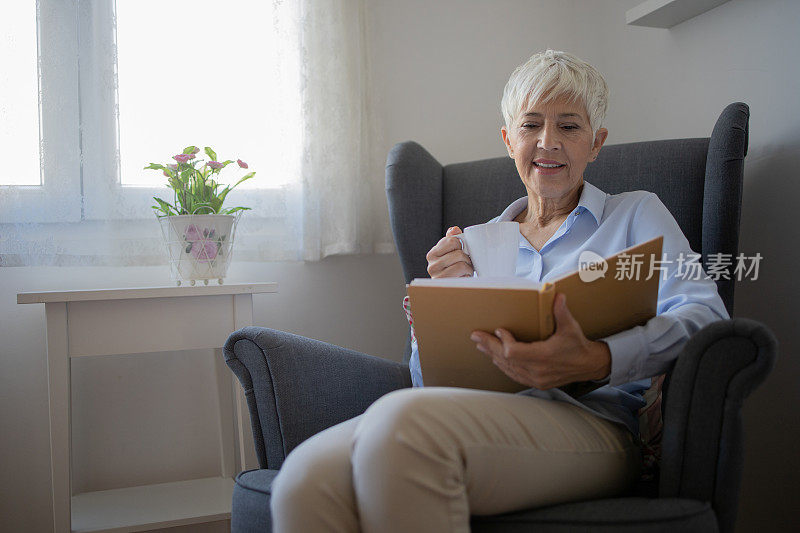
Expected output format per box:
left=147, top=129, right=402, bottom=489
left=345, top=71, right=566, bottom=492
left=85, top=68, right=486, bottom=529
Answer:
left=18, top=283, right=278, bottom=533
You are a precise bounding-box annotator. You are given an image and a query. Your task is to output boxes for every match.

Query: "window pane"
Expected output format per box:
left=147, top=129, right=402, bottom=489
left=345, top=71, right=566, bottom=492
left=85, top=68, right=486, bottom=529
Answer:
left=0, top=1, right=41, bottom=186
left=116, top=0, right=300, bottom=189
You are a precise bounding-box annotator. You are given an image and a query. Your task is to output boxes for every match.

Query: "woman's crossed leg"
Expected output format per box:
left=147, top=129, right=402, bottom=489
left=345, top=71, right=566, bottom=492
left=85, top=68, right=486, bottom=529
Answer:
left=271, top=387, right=641, bottom=533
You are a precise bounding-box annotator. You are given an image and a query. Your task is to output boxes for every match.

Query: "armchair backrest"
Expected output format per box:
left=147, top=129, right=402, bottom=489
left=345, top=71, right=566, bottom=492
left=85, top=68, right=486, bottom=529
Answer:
left=387, top=103, right=749, bottom=317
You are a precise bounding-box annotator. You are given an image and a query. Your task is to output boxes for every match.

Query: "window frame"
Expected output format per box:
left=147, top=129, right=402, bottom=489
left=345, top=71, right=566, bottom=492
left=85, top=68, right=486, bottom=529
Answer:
left=3, top=0, right=292, bottom=227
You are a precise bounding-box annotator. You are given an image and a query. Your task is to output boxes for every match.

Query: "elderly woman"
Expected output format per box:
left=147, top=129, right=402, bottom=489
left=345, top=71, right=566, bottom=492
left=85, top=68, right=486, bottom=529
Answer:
left=270, top=50, right=728, bottom=532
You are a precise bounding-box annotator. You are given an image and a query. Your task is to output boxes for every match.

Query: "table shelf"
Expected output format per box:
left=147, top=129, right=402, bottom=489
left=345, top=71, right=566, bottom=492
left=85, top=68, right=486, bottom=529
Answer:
left=71, top=476, right=234, bottom=533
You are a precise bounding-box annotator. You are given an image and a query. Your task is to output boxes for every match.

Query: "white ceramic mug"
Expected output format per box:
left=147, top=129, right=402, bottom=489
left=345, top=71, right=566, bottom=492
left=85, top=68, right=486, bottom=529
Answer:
left=456, top=221, right=519, bottom=277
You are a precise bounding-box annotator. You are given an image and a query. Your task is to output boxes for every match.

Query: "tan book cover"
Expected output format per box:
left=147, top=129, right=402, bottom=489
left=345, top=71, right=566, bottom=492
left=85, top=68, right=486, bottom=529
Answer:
left=407, top=236, right=663, bottom=393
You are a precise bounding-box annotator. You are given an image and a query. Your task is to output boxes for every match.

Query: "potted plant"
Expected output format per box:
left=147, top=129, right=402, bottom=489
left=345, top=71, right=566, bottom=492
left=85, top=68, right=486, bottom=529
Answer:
left=146, top=145, right=255, bottom=285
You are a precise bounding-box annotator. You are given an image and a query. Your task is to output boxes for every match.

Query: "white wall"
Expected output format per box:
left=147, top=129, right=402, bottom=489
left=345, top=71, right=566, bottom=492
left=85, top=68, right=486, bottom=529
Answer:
left=2, top=0, right=798, bottom=531
left=366, top=0, right=799, bottom=530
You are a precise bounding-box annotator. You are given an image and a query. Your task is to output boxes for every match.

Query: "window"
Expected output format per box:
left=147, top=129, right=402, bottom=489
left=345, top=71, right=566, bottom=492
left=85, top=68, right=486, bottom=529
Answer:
left=116, top=0, right=297, bottom=190
left=82, top=0, right=302, bottom=221
left=0, top=0, right=82, bottom=225
left=1, top=0, right=384, bottom=265
left=1, top=0, right=304, bottom=263
left=0, top=1, right=40, bottom=186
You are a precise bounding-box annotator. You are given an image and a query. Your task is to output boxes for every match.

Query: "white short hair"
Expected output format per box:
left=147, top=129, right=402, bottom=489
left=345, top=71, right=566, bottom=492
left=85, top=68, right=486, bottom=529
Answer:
left=501, top=50, right=609, bottom=137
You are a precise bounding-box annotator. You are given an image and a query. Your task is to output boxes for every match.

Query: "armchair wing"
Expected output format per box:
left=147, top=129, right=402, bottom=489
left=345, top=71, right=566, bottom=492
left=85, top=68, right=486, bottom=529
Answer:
left=386, top=141, right=444, bottom=284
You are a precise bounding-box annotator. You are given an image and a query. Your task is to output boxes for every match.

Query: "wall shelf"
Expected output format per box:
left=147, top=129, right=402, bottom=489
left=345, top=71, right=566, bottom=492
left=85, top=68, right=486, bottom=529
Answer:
left=626, top=0, right=732, bottom=28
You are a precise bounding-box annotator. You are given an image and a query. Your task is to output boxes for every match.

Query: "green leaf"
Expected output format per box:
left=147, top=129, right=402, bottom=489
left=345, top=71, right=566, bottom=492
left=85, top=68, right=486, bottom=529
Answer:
left=183, top=145, right=198, bottom=155
left=152, top=197, right=178, bottom=216
left=210, top=197, right=223, bottom=213
left=204, top=146, right=218, bottom=162
left=218, top=172, right=255, bottom=205
left=144, top=163, right=166, bottom=171
left=220, top=206, right=251, bottom=214
left=217, top=186, right=231, bottom=205
left=232, top=172, right=255, bottom=189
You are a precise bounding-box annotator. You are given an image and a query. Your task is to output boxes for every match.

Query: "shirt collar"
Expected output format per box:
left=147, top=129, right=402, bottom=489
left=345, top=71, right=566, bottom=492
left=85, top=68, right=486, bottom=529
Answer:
left=496, top=180, right=606, bottom=225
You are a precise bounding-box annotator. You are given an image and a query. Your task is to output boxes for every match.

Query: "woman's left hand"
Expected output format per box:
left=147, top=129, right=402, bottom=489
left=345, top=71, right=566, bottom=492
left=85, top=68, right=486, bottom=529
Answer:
left=470, top=293, right=612, bottom=390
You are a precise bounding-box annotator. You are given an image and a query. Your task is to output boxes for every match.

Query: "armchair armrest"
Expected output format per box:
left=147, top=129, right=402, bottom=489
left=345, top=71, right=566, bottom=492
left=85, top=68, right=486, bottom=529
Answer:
left=659, top=318, right=777, bottom=533
left=223, top=327, right=412, bottom=470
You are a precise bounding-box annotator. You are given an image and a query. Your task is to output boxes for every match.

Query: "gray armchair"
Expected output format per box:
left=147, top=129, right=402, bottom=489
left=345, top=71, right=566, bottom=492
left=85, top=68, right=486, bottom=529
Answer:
left=224, top=103, right=776, bottom=532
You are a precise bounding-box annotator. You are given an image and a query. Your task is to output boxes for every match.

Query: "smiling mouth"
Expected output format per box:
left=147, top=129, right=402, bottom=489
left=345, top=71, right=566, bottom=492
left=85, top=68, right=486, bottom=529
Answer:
left=533, top=162, right=565, bottom=168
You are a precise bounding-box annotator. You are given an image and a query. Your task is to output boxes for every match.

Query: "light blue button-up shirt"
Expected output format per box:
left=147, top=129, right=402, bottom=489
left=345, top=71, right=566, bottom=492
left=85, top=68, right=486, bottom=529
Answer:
left=409, top=181, right=729, bottom=436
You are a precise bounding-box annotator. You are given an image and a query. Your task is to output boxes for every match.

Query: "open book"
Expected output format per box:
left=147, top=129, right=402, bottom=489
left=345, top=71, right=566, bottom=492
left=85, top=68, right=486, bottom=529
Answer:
left=407, top=236, right=663, bottom=393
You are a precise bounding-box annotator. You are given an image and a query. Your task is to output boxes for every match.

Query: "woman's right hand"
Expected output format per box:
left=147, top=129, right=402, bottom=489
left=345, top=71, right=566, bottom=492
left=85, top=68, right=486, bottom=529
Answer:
left=425, top=226, right=474, bottom=278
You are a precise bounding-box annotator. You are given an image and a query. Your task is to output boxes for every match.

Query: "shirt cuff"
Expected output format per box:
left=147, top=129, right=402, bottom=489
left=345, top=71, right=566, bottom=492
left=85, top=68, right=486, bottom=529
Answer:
left=602, top=326, right=648, bottom=387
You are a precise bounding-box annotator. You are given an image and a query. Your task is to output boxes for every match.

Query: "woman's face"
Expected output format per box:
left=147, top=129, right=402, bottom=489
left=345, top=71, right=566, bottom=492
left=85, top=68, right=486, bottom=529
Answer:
left=501, top=94, right=607, bottom=201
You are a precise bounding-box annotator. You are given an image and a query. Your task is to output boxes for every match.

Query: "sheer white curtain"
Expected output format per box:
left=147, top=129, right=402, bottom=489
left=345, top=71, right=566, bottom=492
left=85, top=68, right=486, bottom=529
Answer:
left=298, top=0, right=394, bottom=260
left=0, top=0, right=393, bottom=267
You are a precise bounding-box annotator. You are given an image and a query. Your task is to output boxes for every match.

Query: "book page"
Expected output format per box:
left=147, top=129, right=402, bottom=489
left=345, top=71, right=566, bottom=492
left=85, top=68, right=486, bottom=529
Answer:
left=409, top=277, right=542, bottom=290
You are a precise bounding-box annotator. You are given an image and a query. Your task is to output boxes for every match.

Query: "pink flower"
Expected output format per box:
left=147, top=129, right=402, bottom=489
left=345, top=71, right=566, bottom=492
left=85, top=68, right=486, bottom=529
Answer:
left=184, top=225, right=219, bottom=262
left=208, top=161, right=223, bottom=169
left=174, top=153, right=192, bottom=163
left=191, top=239, right=218, bottom=262
left=237, top=159, right=248, bottom=169
left=167, top=164, right=178, bottom=171
left=184, top=224, right=202, bottom=242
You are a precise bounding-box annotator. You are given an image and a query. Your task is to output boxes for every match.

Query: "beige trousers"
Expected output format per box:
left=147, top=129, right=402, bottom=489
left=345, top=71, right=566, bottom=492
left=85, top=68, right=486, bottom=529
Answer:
left=270, top=387, right=641, bottom=533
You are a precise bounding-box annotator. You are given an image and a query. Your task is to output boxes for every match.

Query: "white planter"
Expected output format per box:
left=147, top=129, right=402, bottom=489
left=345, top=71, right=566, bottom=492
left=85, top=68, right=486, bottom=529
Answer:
left=158, top=214, right=240, bottom=285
